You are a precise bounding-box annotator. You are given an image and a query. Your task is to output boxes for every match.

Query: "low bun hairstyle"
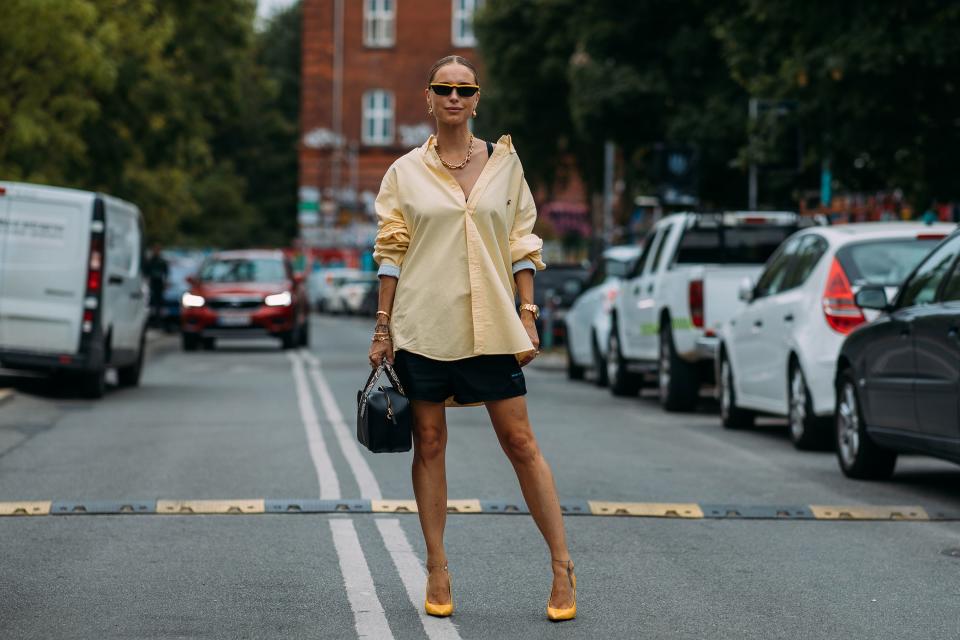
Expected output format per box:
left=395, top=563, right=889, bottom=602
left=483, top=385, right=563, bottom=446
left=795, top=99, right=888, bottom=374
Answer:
left=427, top=55, right=479, bottom=85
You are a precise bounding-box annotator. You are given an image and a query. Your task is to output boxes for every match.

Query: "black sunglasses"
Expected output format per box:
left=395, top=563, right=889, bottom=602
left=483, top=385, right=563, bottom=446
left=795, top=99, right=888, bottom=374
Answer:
left=429, top=83, right=480, bottom=98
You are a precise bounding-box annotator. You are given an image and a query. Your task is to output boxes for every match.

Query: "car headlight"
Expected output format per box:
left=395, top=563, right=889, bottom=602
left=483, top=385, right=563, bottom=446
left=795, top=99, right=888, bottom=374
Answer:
left=265, top=291, right=292, bottom=307
left=181, top=292, right=205, bottom=308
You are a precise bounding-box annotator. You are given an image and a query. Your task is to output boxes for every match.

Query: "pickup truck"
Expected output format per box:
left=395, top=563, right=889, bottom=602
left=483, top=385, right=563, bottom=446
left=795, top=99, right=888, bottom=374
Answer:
left=606, top=211, right=802, bottom=410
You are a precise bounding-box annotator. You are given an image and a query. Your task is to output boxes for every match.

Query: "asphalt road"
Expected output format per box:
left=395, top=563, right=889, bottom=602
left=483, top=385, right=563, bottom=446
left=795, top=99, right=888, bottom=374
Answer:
left=2, top=314, right=960, bottom=640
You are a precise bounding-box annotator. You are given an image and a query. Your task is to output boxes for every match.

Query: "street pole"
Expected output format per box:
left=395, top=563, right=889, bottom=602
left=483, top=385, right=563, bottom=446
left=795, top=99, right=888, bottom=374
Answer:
left=331, top=0, right=344, bottom=202
left=748, top=97, right=758, bottom=210
left=603, top=140, right=615, bottom=247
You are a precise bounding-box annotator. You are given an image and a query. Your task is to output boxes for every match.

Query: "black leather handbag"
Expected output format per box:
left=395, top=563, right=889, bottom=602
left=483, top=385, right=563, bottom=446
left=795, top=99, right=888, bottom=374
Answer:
left=356, top=362, right=412, bottom=453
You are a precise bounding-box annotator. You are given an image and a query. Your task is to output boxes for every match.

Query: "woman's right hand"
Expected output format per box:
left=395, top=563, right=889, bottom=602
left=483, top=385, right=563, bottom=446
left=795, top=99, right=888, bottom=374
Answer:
left=369, top=338, right=395, bottom=368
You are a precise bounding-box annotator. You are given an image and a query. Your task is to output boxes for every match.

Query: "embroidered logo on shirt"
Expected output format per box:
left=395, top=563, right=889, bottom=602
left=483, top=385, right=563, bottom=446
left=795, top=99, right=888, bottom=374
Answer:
left=507, top=199, right=512, bottom=205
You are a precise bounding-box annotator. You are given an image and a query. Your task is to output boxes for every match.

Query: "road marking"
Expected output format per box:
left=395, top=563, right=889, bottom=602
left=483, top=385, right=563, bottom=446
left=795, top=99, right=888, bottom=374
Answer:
left=288, top=352, right=341, bottom=499
left=330, top=518, right=395, bottom=640
left=156, top=499, right=265, bottom=514
left=376, top=518, right=462, bottom=640
left=589, top=501, right=704, bottom=518
left=810, top=505, right=929, bottom=521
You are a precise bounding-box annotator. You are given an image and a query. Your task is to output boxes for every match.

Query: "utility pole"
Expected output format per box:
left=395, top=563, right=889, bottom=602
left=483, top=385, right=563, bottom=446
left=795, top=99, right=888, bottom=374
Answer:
left=331, top=0, right=344, bottom=203
left=603, top=140, right=615, bottom=246
left=748, top=97, right=758, bottom=210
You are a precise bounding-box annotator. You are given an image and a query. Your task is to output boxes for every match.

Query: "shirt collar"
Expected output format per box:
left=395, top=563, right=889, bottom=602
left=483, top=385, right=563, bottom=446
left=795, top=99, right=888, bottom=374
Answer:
left=419, top=134, right=516, bottom=155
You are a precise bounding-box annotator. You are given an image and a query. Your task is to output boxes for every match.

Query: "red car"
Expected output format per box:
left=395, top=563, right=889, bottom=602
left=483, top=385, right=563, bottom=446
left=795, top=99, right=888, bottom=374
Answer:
left=180, top=250, right=309, bottom=350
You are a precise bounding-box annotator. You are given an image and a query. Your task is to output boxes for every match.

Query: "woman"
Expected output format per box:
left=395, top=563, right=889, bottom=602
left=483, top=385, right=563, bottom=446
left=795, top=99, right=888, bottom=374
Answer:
left=369, top=55, right=576, bottom=622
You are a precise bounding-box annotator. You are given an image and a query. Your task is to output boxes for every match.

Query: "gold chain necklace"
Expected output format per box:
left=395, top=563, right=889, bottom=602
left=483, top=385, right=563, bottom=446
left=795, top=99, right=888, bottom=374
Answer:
left=435, top=134, right=475, bottom=170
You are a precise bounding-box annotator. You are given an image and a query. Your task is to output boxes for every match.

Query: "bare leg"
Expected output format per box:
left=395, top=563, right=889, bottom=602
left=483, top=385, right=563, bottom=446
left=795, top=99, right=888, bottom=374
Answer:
left=485, top=396, right=574, bottom=609
left=410, top=399, right=452, bottom=605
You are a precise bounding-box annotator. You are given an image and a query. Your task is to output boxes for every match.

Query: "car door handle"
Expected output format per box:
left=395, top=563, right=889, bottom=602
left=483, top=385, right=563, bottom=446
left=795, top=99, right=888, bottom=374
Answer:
left=633, top=286, right=640, bottom=294
left=646, top=285, right=654, bottom=293
left=130, top=291, right=143, bottom=300
left=784, top=314, right=794, bottom=322
left=108, top=275, right=124, bottom=285
left=753, top=320, right=763, bottom=328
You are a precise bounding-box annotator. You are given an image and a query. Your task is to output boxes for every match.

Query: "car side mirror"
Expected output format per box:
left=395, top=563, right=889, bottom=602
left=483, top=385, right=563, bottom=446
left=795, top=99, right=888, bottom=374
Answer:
left=738, top=277, right=755, bottom=303
left=855, top=285, right=889, bottom=311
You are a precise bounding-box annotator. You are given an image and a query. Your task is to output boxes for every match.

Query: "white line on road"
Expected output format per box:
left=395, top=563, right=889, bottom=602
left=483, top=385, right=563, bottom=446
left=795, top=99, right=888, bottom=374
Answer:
left=300, top=350, right=382, bottom=500
left=376, top=519, right=462, bottom=640
left=287, top=352, right=341, bottom=499
left=330, top=518, right=395, bottom=640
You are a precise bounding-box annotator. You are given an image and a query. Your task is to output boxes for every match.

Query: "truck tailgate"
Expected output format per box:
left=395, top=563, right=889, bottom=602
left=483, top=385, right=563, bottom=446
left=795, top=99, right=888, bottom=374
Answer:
left=702, top=266, right=763, bottom=332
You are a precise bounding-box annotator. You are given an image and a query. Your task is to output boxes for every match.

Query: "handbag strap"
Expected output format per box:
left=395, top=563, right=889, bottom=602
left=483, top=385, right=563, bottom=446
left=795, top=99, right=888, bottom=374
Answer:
left=358, top=362, right=407, bottom=419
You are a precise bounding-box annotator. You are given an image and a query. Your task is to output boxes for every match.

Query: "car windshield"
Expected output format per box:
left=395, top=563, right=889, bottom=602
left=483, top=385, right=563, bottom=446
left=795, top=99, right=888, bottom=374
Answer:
left=836, top=238, right=943, bottom=286
left=200, top=258, right=286, bottom=283
left=675, top=225, right=796, bottom=264
left=605, top=258, right=634, bottom=278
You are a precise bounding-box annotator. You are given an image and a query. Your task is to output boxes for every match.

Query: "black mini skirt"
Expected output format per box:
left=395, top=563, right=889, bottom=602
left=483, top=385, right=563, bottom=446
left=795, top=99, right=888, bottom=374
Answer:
left=392, top=350, right=527, bottom=405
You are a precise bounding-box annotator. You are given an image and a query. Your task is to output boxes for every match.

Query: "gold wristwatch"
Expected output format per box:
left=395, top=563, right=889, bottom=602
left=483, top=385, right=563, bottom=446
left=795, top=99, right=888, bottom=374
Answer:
left=519, top=303, right=540, bottom=320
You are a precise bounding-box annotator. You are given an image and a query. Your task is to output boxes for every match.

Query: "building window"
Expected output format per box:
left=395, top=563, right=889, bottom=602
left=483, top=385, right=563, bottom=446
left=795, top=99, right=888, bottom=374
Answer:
left=362, top=90, right=394, bottom=146
left=452, top=0, right=483, bottom=47
left=364, top=0, right=395, bottom=48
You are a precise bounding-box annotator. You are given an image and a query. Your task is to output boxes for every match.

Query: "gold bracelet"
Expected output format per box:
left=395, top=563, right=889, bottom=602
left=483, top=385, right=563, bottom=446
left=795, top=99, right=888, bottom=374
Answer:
left=371, top=335, right=392, bottom=342
left=376, top=310, right=391, bottom=320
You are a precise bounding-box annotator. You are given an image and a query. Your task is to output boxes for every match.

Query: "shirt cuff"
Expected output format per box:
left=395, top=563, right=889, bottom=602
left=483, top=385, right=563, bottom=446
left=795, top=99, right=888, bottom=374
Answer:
left=512, top=259, right=537, bottom=276
left=377, top=264, right=401, bottom=278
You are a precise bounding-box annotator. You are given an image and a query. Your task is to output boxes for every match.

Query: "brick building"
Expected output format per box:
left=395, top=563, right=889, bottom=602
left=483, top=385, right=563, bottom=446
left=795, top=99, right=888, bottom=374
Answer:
left=300, top=0, right=487, bottom=229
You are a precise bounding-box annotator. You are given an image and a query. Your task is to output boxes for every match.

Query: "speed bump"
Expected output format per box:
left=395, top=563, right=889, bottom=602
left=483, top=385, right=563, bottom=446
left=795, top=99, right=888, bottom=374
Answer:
left=0, top=501, right=51, bottom=516
left=372, top=499, right=419, bottom=513
left=157, top=499, right=265, bottom=515
left=588, top=502, right=704, bottom=518
left=810, top=505, right=929, bottom=521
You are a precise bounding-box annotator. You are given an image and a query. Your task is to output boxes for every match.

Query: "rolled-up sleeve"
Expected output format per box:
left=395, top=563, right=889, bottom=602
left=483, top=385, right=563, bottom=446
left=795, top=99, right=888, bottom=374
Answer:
left=372, top=167, right=409, bottom=277
left=509, top=176, right=546, bottom=272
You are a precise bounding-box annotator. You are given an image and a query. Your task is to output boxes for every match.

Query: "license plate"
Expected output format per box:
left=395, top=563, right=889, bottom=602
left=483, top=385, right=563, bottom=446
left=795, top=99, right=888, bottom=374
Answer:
left=218, top=313, right=252, bottom=327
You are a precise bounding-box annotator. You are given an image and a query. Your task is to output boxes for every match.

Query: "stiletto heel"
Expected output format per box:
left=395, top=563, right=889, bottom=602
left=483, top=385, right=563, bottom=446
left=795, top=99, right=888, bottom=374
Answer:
left=546, top=559, right=576, bottom=622
left=424, top=564, right=454, bottom=617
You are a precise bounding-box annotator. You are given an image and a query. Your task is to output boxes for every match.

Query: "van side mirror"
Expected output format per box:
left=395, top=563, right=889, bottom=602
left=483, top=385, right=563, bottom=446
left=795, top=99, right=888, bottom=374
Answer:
left=855, top=285, right=889, bottom=311
left=738, top=277, right=755, bottom=303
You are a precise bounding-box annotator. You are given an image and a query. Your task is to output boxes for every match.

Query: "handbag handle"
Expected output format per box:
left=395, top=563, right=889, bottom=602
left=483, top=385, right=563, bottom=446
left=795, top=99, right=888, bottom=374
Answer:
left=358, top=361, right=407, bottom=420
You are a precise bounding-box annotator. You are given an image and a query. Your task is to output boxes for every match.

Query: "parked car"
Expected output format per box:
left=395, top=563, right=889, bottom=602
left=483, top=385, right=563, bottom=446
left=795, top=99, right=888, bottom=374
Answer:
left=717, top=222, right=955, bottom=449
left=160, top=253, right=204, bottom=332
left=607, top=211, right=803, bottom=408
left=834, top=229, right=960, bottom=478
left=532, top=263, right=588, bottom=348
left=180, top=249, right=309, bottom=350
left=0, top=182, right=148, bottom=398
left=564, top=245, right=643, bottom=385
left=313, top=268, right=364, bottom=313
left=331, top=273, right=378, bottom=315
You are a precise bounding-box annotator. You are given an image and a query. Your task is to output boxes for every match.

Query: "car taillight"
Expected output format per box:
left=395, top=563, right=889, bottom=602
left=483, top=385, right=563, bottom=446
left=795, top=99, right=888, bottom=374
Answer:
left=822, top=258, right=865, bottom=334
left=916, top=234, right=946, bottom=241
left=689, top=279, right=704, bottom=329
left=82, top=216, right=104, bottom=333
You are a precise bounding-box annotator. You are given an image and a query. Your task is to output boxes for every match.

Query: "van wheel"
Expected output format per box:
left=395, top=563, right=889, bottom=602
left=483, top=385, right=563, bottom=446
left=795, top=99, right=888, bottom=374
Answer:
left=592, top=333, right=609, bottom=388
left=788, top=362, right=831, bottom=450
left=658, top=325, right=699, bottom=412
left=607, top=321, right=641, bottom=396
left=719, top=351, right=754, bottom=429
left=117, top=334, right=145, bottom=387
left=835, top=370, right=897, bottom=479
left=182, top=334, right=200, bottom=351
left=79, top=368, right=106, bottom=399
left=281, top=329, right=297, bottom=350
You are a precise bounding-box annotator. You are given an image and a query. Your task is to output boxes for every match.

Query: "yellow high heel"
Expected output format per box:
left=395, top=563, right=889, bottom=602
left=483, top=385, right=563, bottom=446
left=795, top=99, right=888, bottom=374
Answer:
left=547, top=559, right=577, bottom=622
left=424, top=564, right=454, bottom=617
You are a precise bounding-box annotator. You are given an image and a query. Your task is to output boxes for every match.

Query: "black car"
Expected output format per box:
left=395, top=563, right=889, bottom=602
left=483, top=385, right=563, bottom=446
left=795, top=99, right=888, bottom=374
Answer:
left=529, top=263, right=588, bottom=347
left=835, top=230, right=960, bottom=479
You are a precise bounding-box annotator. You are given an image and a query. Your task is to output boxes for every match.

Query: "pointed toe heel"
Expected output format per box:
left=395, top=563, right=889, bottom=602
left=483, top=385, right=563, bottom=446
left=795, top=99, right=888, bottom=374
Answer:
left=546, top=559, right=577, bottom=622
left=424, top=564, right=454, bottom=617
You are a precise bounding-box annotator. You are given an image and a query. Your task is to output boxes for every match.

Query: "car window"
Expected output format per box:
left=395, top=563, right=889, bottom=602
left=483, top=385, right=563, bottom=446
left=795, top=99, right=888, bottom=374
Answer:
left=200, top=258, right=287, bottom=283
left=606, top=256, right=634, bottom=279
left=629, top=229, right=659, bottom=278
left=782, top=235, right=828, bottom=290
left=836, top=238, right=944, bottom=287
left=939, top=255, right=960, bottom=302
left=674, top=225, right=796, bottom=265
left=898, top=236, right=960, bottom=308
left=649, top=224, right=673, bottom=274
left=754, top=236, right=801, bottom=298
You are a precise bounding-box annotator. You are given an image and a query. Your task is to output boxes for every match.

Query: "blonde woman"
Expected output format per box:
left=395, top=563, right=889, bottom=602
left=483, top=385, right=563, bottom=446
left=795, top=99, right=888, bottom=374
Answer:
left=369, top=55, right=576, bottom=622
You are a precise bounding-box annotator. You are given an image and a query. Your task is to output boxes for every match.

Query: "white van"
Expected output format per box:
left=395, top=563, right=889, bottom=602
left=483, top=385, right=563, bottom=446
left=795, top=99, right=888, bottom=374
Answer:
left=0, top=182, right=148, bottom=398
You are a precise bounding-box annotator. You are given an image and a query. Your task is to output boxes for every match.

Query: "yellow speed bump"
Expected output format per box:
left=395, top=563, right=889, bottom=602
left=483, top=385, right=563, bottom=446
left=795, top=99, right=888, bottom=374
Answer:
left=372, top=499, right=418, bottom=513
left=810, top=505, right=929, bottom=521
left=0, top=501, right=51, bottom=516
left=157, top=499, right=265, bottom=515
left=446, top=499, right=481, bottom=513
left=589, top=501, right=703, bottom=519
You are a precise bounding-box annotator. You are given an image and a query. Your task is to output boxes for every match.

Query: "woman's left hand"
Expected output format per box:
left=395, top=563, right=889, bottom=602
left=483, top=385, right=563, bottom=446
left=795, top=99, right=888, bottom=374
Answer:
left=518, top=314, right=540, bottom=367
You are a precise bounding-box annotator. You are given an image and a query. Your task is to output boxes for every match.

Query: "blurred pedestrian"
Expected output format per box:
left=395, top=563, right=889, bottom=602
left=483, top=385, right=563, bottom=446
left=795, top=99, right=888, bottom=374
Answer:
left=369, top=55, right=576, bottom=622
left=144, top=244, right=169, bottom=327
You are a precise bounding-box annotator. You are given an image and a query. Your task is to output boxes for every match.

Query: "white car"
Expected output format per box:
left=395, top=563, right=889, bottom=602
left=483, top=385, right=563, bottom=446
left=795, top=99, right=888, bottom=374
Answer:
left=717, top=222, right=956, bottom=449
left=564, top=245, right=643, bottom=386
left=310, top=267, right=362, bottom=312
left=608, top=211, right=801, bottom=409
left=0, top=182, right=149, bottom=398
left=329, top=273, right=377, bottom=315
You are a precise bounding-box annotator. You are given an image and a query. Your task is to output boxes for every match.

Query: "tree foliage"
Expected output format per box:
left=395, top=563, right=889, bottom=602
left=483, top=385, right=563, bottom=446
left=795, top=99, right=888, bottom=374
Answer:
left=0, top=0, right=301, bottom=247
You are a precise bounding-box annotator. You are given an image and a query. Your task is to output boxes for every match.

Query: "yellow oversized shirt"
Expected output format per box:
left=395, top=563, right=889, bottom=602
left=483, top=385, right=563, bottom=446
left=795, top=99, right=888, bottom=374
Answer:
left=373, top=134, right=546, bottom=362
